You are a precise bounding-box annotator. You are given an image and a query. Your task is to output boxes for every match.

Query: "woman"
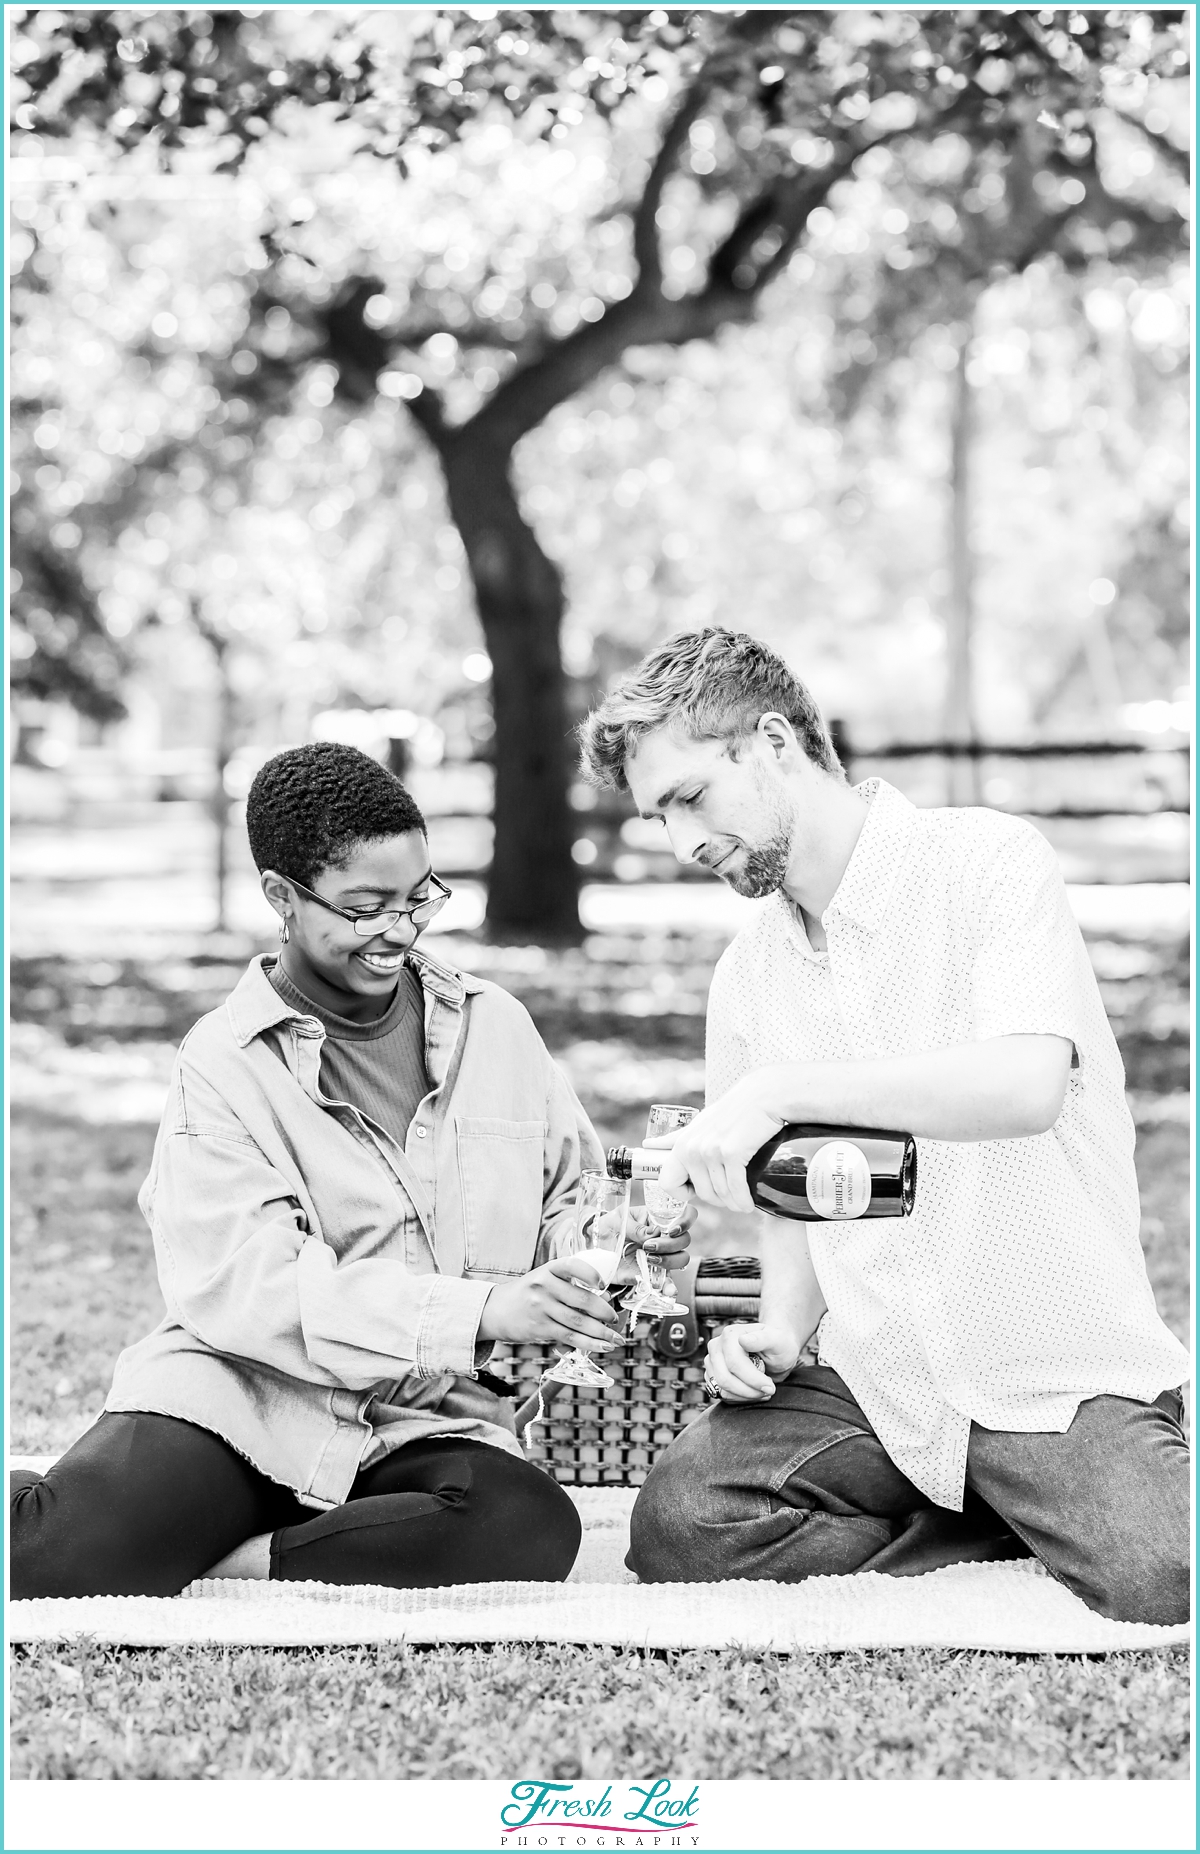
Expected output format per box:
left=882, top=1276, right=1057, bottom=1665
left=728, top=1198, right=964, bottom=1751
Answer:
left=12, top=743, right=679, bottom=1597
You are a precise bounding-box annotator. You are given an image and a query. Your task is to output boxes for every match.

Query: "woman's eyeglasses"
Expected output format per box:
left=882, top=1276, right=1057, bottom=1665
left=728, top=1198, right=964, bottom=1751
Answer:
left=286, top=872, right=452, bottom=936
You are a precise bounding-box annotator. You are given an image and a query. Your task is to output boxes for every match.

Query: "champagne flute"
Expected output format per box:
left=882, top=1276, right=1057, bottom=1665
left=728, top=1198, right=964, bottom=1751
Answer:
left=542, top=1171, right=632, bottom=1388
left=622, top=1102, right=695, bottom=1321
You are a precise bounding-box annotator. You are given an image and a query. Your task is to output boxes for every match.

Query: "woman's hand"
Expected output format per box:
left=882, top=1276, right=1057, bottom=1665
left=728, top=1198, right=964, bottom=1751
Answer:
left=617, top=1204, right=696, bottom=1280
left=703, top=1320, right=800, bottom=1403
left=640, top=1200, right=696, bottom=1262
left=477, top=1258, right=622, bottom=1348
left=578, top=1204, right=695, bottom=1284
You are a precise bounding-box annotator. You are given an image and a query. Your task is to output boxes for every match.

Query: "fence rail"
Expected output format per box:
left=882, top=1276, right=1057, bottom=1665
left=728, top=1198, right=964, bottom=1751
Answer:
left=829, top=731, right=1190, bottom=819
left=840, top=738, right=1190, bottom=761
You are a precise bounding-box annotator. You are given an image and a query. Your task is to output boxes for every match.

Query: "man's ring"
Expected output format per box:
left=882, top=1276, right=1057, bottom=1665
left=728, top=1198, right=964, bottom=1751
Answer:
left=703, top=1371, right=720, bottom=1398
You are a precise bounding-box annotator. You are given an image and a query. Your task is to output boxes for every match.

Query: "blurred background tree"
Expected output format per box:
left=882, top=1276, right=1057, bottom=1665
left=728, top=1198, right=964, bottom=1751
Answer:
left=10, top=6, right=1190, bottom=937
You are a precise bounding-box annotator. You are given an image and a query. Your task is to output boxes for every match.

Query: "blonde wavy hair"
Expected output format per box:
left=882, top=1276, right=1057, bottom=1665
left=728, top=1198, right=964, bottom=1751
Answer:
left=578, top=627, right=843, bottom=793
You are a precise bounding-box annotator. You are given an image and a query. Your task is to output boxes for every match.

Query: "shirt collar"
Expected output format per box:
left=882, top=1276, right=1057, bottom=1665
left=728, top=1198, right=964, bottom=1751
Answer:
left=225, top=948, right=482, bottom=1049
left=822, top=777, right=918, bottom=932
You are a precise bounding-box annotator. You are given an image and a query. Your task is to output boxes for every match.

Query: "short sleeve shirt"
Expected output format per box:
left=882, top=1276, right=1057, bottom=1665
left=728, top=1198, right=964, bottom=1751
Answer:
left=705, top=778, right=1190, bottom=1510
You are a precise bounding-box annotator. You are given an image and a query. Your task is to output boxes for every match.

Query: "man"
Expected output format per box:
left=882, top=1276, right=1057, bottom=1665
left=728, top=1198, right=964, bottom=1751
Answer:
left=579, top=627, right=1189, bottom=1623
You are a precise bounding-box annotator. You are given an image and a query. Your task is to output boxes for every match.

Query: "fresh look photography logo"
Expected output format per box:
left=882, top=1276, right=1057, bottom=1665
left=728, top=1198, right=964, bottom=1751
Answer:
left=500, top=1780, right=701, bottom=1847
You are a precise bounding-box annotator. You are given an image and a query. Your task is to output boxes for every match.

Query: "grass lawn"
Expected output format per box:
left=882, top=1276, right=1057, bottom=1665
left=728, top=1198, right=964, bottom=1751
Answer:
left=9, top=1640, right=1189, bottom=1780
left=8, top=927, right=1191, bottom=1782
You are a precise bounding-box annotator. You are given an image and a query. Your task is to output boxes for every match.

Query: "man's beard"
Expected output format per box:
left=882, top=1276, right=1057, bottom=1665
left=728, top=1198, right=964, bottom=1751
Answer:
left=715, top=767, right=795, bottom=897
left=721, top=830, right=791, bottom=897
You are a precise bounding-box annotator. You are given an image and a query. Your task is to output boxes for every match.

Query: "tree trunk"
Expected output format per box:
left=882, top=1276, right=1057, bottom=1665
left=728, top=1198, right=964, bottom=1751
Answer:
left=212, top=640, right=236, bottom=933
left=440, top=436, right=581, bottom=943
left=195, top=614, right=236, bottom=934
left=944, top=305, right=981, bottom=807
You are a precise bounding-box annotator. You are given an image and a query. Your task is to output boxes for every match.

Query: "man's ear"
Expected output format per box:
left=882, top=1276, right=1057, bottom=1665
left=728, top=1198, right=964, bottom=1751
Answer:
left=756, top=712, right=797, bottom=761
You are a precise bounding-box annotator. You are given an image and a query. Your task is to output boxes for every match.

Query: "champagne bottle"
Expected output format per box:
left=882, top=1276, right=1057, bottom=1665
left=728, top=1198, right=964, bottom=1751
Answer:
left=606, top=1123, right=917, bottom=1222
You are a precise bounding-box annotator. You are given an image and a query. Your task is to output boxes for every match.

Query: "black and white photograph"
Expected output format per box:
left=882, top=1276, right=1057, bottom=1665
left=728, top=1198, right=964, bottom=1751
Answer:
left=6, top=1, right=1192, bottom=1838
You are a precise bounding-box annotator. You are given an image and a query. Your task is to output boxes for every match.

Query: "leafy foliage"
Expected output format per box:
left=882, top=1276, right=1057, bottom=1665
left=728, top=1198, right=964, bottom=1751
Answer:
left=9, top=10, right=1190, bottom=925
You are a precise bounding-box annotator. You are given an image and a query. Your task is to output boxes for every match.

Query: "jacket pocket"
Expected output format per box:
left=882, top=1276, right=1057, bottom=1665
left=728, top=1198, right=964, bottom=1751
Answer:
left=455, top=1117, right=547, bottom=1277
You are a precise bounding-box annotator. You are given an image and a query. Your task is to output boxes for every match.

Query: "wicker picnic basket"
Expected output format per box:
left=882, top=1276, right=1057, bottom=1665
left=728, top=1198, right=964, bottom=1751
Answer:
left=489, top=1257, right=760, bottom=1486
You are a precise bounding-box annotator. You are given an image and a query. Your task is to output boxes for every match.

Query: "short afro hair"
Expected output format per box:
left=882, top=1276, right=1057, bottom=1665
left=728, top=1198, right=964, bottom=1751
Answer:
left=246, top=742, right=427, bottom=888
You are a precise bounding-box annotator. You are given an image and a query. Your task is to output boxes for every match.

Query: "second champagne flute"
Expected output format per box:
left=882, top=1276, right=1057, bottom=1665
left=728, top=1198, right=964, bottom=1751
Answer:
left=542, top=1171, right=631, bottom=1388
left=622, top=1102, right=695, bottom=1321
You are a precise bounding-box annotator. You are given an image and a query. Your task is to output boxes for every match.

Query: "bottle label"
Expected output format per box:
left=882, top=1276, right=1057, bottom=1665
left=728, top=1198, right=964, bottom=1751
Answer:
left=806, top=1141, right=872, bottom=1219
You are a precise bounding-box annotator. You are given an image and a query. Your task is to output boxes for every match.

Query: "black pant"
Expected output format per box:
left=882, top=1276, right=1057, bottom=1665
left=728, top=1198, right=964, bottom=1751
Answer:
left=10, top=1411, right=581, bottom=1598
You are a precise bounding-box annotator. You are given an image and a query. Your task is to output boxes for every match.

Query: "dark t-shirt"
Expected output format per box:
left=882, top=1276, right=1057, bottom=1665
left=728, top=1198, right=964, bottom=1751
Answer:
left=268, top=959, right=429, bottom=1151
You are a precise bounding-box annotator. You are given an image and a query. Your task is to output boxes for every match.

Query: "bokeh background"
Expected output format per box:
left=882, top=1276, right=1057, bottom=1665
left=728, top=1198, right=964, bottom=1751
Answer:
left=9, top=8, right=1190, bottom=1461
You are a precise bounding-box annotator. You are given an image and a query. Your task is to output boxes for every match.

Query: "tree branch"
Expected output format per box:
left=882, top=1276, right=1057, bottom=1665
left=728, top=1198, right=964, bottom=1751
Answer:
left=442, top=270, right=776, bottom=458
left=705, top=136, right=874, bottom=299
left=1110, top=103, right=1191, bottom=180
left=749, top=148, right=866, bottom=293
left=433, top=122, right=930, bottom=456
left=407, top=19, right=1170, bottom=469
left=403, top=382, right=450, bottom=449
left=632, top=78, right=715, bottom=286
left=735, top=78, right=1044, bottom=302
left=391, top=320, right=529, bottom=353
left=446, top=299, right=646, bottom=454
left=188, top=594, right=228, bottom=658
left=631, top=15, right=783, bottom=287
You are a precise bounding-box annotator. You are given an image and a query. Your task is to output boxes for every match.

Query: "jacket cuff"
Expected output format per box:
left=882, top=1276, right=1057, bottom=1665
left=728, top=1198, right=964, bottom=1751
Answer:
left=415, top=1276, right=495, bottom=1378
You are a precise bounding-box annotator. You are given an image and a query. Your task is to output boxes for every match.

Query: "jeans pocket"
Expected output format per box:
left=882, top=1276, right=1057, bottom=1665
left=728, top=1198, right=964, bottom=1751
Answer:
left=768, top=1425, right=873, bottom=1496
left=773, top=1425, right=924, bottom=1519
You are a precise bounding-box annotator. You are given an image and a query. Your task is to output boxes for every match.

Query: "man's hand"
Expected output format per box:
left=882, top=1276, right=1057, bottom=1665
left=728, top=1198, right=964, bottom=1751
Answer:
left=648, top=1078, right=784, bottom=1213
left=704, top=1320, right=801, bottom=1402
left=477, top=1258, right=621, bottom=1347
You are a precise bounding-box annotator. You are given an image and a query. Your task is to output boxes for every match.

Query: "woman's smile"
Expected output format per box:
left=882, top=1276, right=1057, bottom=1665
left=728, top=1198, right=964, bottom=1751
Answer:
left=355, top=946, right=409, bottom=976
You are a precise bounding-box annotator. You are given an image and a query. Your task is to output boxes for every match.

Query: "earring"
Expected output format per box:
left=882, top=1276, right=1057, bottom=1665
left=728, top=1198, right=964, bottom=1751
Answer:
left=278, top=918, right=290, bottom=945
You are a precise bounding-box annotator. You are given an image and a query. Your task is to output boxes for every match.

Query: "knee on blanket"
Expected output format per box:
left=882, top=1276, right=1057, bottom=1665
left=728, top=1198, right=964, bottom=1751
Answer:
left=458, top=1450, right=582, bottom=1583
left=9, top=1471, right=49, bottom=1599
left=627, top=1432, right=742, bottom=1584
left=9, top=1470, right=135, bottom=1600
left=1036, top=1478, right=1191, bottom=1627
left=1079, top=1549, right=1191, bottom=1627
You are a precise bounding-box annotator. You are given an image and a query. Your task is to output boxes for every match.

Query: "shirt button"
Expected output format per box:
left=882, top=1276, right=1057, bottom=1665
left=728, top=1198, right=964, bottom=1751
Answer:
left=415, top=1126, right=427, bottom=1139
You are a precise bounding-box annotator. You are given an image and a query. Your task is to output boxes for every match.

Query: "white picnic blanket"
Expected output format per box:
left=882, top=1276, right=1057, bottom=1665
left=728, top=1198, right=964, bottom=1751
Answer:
left=7, top=1472, right=1187, bottom=1654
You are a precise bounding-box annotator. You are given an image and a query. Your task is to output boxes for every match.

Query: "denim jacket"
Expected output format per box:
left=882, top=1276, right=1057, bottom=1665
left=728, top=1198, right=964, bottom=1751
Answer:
left=107, top=949, right=603, bottom=1508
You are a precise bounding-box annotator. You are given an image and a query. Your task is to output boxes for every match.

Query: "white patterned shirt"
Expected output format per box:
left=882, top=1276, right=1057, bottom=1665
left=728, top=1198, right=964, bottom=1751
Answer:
left=705, top=778, right=1190, bottom=1509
